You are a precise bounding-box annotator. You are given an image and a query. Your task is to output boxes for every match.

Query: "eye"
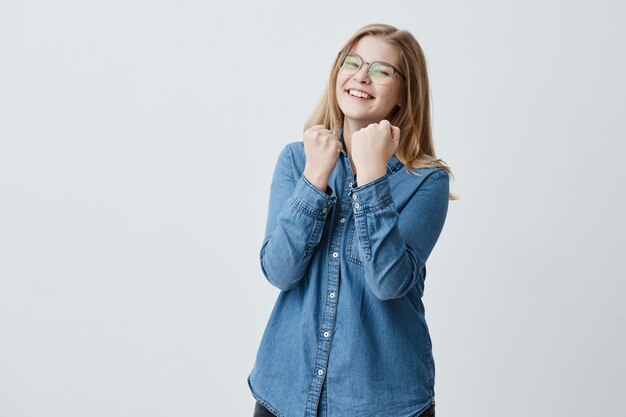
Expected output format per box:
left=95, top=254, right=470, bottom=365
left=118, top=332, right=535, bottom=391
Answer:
left=370, top=62, right=394, bottom=78
left=342, top=56, right=360, bottom=68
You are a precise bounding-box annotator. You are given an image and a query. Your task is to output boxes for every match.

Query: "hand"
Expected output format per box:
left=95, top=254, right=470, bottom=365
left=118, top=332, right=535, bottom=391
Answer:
left=351, top=120, right=400, bottom=185
left=302, top=125, right=342, bottom=192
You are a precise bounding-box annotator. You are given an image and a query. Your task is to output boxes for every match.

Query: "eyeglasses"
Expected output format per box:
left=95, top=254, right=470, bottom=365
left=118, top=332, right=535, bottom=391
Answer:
left=338, top=51, right=405, bottom=85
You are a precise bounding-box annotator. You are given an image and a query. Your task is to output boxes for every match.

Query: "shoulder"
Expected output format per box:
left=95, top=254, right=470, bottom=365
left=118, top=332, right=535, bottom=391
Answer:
left=401, top=166, right=449, bottom=188
left=274, top=141, right=306, bottom=173
left=277, top=141, right=304, bottom=160
left=389, top=166, right=449, bottom=216
left=286, top=141, right=304, bottom=155
left=388, top=166, right=449, bottom=210
left=423, top=167, right=450, bottom=183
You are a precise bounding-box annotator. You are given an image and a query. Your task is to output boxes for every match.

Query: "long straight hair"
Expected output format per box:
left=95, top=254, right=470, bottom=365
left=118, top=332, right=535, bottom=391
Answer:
left=305, top=23, right=457, bottom=200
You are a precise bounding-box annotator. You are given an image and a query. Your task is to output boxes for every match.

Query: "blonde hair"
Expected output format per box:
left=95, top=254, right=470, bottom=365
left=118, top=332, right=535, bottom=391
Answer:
left=305, top=23, right=457, bottom=200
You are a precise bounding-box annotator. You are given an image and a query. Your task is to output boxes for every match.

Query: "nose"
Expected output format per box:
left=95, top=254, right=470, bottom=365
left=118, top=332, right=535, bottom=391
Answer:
left=353, top=65, right=371, bottom=84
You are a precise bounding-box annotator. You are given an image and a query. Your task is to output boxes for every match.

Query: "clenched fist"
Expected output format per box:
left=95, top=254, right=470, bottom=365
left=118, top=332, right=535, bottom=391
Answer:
left=302, top=125, right=342, bottom=193
left=351, top=120, right=400, bottom=186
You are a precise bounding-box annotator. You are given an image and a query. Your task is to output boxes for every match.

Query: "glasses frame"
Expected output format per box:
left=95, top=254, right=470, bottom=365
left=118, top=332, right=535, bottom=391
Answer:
left=337, top=51, right=406, bottom=84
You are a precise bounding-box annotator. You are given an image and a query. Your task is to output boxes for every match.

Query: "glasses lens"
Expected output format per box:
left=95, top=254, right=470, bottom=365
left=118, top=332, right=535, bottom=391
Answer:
left=340, top=53, right=362, bottom=74
left=369, top=62, right=394, bottom=84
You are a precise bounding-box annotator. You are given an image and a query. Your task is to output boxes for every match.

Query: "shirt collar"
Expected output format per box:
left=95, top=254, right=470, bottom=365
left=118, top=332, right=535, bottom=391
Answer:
left=338, top=127, right=404, bottom=174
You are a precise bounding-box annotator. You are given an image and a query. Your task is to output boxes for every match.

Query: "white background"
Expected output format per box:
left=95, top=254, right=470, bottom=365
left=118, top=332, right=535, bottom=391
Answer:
left=1, top=1, right=625, bottom=416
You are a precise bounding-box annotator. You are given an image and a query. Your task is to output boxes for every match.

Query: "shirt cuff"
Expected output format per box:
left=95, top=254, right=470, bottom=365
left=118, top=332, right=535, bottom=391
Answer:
left=349, top=174, right=394, bottom=215
left=288, top=175, right=337, bottom=219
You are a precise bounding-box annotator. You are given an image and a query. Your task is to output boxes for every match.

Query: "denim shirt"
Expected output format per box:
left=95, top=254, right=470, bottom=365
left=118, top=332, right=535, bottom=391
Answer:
left=248, top=131, right=449, bottom=417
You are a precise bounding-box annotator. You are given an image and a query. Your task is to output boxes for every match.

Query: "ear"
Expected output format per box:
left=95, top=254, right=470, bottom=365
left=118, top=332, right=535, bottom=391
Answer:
left=396, top=92, right=404, bottom=108
left=384, top=105, right=402, bottom=122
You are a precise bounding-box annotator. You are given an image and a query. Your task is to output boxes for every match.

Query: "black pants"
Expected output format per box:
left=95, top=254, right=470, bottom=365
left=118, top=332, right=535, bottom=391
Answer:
left=253, top=401, right=436, bottom=417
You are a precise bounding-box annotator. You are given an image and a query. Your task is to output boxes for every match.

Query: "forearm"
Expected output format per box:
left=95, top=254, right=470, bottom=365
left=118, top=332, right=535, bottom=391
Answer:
left=350, top=171, right=448, bottom=300
left=260, top=175, right=336, bottom=291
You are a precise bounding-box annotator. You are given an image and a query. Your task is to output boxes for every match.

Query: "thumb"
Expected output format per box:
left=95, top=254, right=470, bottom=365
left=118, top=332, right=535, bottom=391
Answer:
left=390, top=125, right=401, bottom=142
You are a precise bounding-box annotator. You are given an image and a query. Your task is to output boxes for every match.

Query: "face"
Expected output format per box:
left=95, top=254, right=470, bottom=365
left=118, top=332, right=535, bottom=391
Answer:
left=335, top=35, right=404, bottom=129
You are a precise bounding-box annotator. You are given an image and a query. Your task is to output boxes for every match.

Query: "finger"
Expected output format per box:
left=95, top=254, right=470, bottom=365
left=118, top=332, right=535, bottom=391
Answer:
left=306, top=124, right=327, bottom=133
left=379, top=119, right=391, bottom=129
left=390, top=126, right=401, bottom=142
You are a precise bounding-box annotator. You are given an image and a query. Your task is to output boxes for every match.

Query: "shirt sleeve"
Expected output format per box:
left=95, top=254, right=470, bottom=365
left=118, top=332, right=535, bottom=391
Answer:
left=349, top=169, right=449, bottom=300
left=259, top=145, right=337, bottom=291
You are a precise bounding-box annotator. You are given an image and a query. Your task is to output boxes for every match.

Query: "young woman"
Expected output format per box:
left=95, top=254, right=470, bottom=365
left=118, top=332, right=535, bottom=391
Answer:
left=248, top=23, right=455, bottom=417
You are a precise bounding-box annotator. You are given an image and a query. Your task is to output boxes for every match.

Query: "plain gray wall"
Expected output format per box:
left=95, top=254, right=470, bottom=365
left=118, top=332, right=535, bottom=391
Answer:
left=1, top=0, right=625, bottom=416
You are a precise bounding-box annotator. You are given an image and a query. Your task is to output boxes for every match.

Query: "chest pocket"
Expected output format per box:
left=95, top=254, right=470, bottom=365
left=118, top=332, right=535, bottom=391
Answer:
left=346, top=223, right=364, bottom=267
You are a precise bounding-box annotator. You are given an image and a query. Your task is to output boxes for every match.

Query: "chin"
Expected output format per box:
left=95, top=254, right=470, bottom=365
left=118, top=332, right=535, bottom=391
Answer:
left=342, top=109, right=382, bottom=123
left=338, top=106, right=373, bottom=122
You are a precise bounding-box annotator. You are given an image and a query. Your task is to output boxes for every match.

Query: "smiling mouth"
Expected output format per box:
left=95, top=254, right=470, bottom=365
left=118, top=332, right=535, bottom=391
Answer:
left=346, top=89, right=374, bottom=99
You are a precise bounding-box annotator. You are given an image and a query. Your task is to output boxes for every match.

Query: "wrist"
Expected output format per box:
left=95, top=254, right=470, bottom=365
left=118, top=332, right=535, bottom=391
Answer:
left=355, top=166, right=386, bottom=186
left=303, top=167, right=330, bottom=192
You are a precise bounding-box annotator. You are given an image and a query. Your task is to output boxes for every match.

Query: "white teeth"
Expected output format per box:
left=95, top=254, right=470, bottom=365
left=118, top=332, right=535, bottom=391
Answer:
left=349, top=89, right=371, bottom=99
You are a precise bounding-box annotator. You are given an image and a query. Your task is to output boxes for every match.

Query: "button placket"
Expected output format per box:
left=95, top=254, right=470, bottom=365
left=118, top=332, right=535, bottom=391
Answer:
left=305, top=162, right=355, bottom=416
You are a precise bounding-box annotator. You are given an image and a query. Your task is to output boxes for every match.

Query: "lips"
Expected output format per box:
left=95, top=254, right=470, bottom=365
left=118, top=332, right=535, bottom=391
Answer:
left=345, top=88, right=374, bottom=99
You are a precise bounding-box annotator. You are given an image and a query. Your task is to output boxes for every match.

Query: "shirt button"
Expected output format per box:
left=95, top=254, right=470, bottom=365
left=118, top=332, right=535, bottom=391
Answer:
left=354, top=203, right=361, bottom=209
left=332, top=252, right=338, bottom=258
left=317, top=369, right=325, bottom=376
left=352, top=194, right=357, bottom=200
left=322, top=208, right=327, bottom=213
left=323, top=331, right=331, bottom=338
left=340, top=218, right=345, bottom=223
left=329, top=292, right=336, bottom=299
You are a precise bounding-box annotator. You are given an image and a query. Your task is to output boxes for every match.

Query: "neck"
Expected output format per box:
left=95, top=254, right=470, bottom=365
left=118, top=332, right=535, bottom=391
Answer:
left=341, top=119, right=366, bottom=159
left=341, top=120, right=366, bottom=176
